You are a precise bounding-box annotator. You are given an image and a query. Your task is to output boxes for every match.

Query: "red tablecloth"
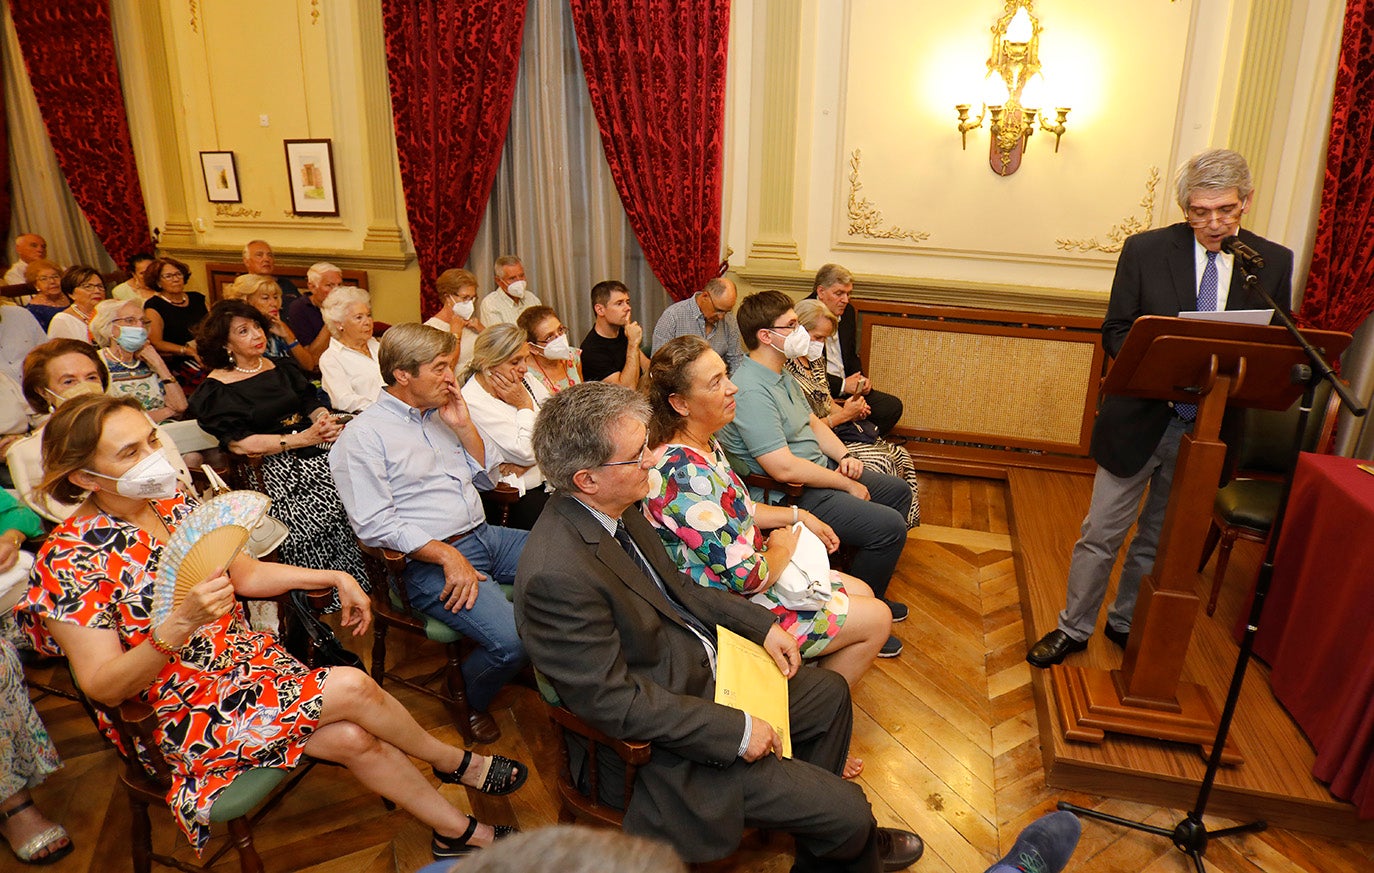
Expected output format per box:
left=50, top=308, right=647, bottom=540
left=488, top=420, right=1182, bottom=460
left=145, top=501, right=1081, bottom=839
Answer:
left=1251, top=452, right=1374, bottom=817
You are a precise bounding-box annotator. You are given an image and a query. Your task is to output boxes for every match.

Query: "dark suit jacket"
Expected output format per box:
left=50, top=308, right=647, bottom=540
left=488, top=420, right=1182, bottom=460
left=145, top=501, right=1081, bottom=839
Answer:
left=514, top=493, right=778, bottom=857
left=1091, top=222, right=1293, bottom=477
left=804, top=291, right=862, bottom=395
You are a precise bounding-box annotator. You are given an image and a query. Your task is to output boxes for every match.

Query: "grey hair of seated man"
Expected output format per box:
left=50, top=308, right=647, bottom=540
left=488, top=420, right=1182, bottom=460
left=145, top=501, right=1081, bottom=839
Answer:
left=532, top=381, right=649, bottom=494
left=320, top=286, right=370, bottom=337
left=431, top=825, right=686, bottom=873
left=306, top=261, right=343, bottom=288
left=377, top=322, right=456, bottom=386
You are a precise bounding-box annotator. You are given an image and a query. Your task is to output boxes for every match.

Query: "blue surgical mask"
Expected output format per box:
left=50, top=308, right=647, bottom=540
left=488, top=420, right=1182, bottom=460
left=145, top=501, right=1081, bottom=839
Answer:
left=115, top=326, right=148, bottom=353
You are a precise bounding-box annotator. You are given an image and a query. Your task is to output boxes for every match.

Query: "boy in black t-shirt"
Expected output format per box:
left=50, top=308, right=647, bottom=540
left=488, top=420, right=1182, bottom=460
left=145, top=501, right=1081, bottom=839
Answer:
left=580, top=280, right=649, bottom=386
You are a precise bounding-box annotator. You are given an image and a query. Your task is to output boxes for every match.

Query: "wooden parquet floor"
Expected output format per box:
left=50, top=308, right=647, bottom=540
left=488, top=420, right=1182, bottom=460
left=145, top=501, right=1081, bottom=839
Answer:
left=21, top=473, right=1374, bottom=872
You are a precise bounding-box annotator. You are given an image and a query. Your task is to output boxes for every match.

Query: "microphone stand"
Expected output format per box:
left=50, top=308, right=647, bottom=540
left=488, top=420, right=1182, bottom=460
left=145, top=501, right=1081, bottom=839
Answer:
left=1057, top=253, right=1367, bottom=872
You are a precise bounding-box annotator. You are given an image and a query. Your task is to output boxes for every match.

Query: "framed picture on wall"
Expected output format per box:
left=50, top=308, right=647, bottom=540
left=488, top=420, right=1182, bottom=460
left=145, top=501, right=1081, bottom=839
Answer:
left=199, top=151, right=241, bottom=203
left=283, top=138, right=339, bottom=216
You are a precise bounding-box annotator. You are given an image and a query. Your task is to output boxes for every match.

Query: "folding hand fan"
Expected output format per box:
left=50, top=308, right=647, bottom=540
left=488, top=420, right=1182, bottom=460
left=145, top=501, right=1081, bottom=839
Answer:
left=151, top=490, right=271, bottom=625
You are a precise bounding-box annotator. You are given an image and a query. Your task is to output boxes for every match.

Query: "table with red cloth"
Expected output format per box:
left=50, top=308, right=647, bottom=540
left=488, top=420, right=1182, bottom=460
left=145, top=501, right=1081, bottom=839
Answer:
left=1249, top=452, right=1374, bottom=818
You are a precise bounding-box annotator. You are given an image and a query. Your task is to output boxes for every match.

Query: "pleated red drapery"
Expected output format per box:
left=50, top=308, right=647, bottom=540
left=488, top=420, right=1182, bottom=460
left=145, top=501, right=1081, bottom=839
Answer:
left=1301, top=0, right=1374, bottom=333
left=569, top=0, right=730, bottom=302
left=381, top=0, right=528, bottom=315
left=9, top=0, right=153, bottom=266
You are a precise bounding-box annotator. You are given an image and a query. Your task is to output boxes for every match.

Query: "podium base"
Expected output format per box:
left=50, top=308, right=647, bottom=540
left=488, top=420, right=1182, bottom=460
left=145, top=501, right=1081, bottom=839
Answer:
left=1050, top=664, right=1243, bottom=765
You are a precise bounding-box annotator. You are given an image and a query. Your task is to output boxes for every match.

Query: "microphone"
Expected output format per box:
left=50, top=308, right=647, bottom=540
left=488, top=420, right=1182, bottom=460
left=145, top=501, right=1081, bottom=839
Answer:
left=1220, top=236, right=1265, bottom=269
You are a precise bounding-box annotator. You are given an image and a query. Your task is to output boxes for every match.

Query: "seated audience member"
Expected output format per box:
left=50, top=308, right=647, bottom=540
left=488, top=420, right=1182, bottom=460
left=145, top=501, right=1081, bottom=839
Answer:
left=645, top=336, right=892, bottom=687
left=791, top=300, right=919, bottom=528
left=518, top=305, right=582, bottom=394
left=11, top=340, right=109, bottom=517
left=288, top=261, right=344, bottom=366
left=331, top=324, right=529, bottom=743
left=242, top=239, right=300, bottom=308
left=225, top=274, right=316, bottom=371
left=0, top=489, right=43, bottom=616
left=90, top=299, right=188, bottom=423
left=650, top=276, right=744, bottom=372
left=425, top=268, right=486, bottom=370
left=110, top=252, right=155, bottom=302
left=579, top=280, right=649, bottom=385
left=0, top=302, right=46, bottom=386
left=459, top=324, right=551, bottom=529
left=479, top=255, right=541, bottom=326
left=717, top=290, right=912, bottom=636
left=0, top=638, right=70, bottom=864
left=806, top=264, right=904, bottom=436
left=143, top=257, right=208, bottom=391
left=515, top=382, right=924, bottom=871
left=0, top=370, right=36, bottom=486
left=15, top=395, right=520, bottom=862
left=4, top=233, right=47, bottom=286
left=318, top=286, right=383, bottom=413
left=23, top=260, right=67, bottom=331
left=46, top=267, right=106, bottom=342
left=188, top=301, right=367, bottom=598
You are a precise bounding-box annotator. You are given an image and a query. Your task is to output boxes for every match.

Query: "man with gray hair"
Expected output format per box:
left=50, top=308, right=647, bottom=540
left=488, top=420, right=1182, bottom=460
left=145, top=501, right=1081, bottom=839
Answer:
left=515, top=381, right=924, bottom=871
left=243, top=239, right=301, bottom=308
left=806, top=263, right=904, bottom=436
left=5, top=233, right=47, bottom=285
left=479, top=255, right=541, bottom=325
left=650, top=275, right=744, bottom=372
left=330, top=323, right=528, bottom=743
left=1028, top=147, right=1293, bottom=668
left=288, top=261, right=345, bottom=364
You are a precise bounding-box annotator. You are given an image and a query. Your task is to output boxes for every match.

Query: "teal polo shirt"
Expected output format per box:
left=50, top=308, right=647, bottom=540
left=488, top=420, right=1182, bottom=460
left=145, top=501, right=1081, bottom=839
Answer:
left=718, top=357, right=828, bottom=491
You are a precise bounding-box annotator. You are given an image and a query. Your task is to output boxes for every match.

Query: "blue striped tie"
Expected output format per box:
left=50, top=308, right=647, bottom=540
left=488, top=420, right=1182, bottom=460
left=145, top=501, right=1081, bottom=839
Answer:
left=1176, top=250, right=1219, bottom=423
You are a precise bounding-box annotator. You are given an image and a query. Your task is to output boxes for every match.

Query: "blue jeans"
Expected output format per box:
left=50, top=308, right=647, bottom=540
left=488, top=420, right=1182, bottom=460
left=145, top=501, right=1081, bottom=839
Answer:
left=401, top=523, right=528, bottom=712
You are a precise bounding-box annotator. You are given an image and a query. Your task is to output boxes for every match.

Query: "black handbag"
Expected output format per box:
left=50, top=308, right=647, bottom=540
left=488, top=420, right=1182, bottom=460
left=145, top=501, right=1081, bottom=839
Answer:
left=282, top=590, right=365, bottom=670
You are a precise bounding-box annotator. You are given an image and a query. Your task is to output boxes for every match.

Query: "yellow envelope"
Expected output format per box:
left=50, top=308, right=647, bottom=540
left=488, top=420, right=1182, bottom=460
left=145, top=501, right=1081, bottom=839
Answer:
left=714, top=625, right=792, bottom=758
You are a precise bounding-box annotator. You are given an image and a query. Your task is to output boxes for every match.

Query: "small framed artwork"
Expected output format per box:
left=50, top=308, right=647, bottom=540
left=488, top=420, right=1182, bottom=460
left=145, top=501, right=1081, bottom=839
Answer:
left=199, top=151, right=241, bottom=203
left=283, top=138, right=339, bottom=216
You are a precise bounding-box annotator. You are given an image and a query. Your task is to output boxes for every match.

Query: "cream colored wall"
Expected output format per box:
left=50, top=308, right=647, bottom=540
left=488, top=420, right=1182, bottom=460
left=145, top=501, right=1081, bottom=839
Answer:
left=726, top=0, right=1344, bottom=314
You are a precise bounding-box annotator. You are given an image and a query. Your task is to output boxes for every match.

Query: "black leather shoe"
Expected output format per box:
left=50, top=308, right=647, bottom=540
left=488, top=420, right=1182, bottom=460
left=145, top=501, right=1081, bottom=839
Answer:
left=1103, top=625, right=1130, bottom=650
left=1026, top=630, right=1088, bottom=669
left=878, top=827, right=924, bottom=871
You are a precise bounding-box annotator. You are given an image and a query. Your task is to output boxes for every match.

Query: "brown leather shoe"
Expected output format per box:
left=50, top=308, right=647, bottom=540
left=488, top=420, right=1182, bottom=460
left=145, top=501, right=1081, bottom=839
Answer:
left=467, top=710, right=501, bottom=744
left=1026, top=629, right=1088, bottom=669
left=878, top=827, right=924, bottom=871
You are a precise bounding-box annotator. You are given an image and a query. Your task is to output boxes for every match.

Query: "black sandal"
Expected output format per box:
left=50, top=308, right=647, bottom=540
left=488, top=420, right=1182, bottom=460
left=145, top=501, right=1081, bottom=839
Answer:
left=431, top=817, right=517, bottom=860
left=433, top=750, right=529, bottom=796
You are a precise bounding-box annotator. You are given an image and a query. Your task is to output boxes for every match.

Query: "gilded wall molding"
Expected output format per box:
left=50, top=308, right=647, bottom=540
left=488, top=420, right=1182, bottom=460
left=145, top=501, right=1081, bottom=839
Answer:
left=214, top=204, right=262, bottom=219
left=310, top=1, right=321, bottom=26
left=846, top=149, right=931, bottom=244
left=1055, top=166, right=1160, bottom=254
left=187, top=1, right=198, bottom=33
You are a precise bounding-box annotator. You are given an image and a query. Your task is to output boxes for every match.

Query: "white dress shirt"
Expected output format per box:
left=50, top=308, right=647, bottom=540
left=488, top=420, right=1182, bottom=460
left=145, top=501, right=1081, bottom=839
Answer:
left=479, top=288, right=542, bottom=326
left=319, top=336, right=384, bottom=413
left=461, top=374, right=549, bottom=490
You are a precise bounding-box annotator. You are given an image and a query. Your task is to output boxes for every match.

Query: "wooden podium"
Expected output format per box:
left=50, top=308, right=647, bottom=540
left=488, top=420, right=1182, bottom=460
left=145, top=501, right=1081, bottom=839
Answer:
left=1050, top=315, right=1351, bottom=762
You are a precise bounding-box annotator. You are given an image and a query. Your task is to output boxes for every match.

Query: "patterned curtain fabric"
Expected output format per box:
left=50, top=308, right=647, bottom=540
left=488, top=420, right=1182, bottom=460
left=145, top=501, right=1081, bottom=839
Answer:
left=569, top=0, right=730, bottom=302
left=8, top=0, right=152, bottom=266
left=381, top=0, right=528, bottom=314
left=1301, top=0, right=1374, bottom=334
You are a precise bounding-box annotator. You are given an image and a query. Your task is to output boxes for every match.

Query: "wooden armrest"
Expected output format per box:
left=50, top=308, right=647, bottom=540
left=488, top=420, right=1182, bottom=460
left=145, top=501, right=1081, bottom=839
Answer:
left=488, top=483, right=521, bottom=504
left=743, top=473, right=803, bottom=499
left=118, top=698, right=156, bottom=725
left=117, top=699, right=175, bottom=782
left=355, top=539, right=407, bottom=573
left=547, top=706, right=652, bottom=765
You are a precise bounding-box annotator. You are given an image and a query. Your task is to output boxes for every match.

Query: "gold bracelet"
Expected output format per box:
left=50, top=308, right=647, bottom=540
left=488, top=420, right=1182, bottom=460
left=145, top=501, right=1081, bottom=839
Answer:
left=147, top=629, right=180, bottom=661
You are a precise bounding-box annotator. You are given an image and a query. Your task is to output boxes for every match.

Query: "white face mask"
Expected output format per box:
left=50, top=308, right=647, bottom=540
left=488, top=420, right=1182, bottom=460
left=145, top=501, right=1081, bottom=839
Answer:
left=451, top=298, right=475, bottom=319
left=538, top=334, right=575, bottom=361
left=84, top=450, right=180, bottom=500
left=769, top=326, right=811, bottom=360
left=807, top=340, right=825, bottom=360
left=505, top=279, right=528, bottom=300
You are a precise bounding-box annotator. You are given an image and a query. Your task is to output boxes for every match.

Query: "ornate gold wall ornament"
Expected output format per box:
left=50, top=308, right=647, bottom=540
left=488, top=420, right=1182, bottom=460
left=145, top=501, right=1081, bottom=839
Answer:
left=188, top=0, right=198, bottom=33
left=846, top=149, right=931, bottom=244
left=1055, top=166, right=1160, bottom=254
left=215, top=204, right=262, bottom=219
left=310, top=0, right=321, bottom=25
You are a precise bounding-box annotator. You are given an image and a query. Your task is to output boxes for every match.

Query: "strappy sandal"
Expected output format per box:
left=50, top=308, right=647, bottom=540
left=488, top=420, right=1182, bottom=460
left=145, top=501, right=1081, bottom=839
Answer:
left=433, top=749, right=528, bottom=796
left=431, top=816, right=518, bottom=860
left=0, top=799, right=74, bottom=865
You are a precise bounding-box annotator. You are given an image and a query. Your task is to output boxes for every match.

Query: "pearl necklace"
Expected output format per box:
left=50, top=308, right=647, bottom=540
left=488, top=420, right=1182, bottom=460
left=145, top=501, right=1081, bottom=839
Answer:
left=233, top=357, right=264, bottom=375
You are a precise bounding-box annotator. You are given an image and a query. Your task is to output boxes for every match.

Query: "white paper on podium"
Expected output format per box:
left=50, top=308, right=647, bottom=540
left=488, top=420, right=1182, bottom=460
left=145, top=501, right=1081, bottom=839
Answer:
left=1177, top=309, right=1273, bottom=326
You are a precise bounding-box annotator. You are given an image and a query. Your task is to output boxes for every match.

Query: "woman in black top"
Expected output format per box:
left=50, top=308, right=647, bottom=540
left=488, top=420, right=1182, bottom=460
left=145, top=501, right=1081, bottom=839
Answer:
left=188, top=301, right=366, bottom=600
left=143, top=257, right=208, bottom=391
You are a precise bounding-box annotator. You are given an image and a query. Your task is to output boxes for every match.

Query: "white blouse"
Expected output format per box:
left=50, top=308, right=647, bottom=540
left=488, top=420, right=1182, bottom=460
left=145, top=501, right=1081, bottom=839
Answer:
left=461, top=373, right=550, bottom=490
left=319, top=336, right=384, bottom=413
left=46, top=309, right=91, bottom=342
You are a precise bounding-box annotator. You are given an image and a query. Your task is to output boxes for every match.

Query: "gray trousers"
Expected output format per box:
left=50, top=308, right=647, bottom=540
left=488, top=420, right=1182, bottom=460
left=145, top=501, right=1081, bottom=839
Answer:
left=1056, top=416, right=1190, bottom=641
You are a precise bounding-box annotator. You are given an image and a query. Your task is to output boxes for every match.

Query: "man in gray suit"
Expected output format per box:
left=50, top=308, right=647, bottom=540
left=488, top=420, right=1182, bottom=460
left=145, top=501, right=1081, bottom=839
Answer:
left=515, top=382, right=923, bottom=871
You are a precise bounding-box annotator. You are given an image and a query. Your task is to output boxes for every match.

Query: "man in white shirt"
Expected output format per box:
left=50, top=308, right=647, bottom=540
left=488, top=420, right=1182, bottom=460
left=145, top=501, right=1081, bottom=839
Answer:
left=5, top=234, right=47, bottom=285
left=479, top=255, right=541, bottom=325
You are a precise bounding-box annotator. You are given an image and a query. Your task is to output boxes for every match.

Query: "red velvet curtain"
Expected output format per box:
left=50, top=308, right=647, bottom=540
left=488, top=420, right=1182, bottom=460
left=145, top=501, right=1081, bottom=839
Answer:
left=9, top=0, right=153, bottom=266
left=1301, top=0, right=1374, bottom=333
left=382, top=0, right=528, bottom=314
left=569, top=0, right=730, bottom=302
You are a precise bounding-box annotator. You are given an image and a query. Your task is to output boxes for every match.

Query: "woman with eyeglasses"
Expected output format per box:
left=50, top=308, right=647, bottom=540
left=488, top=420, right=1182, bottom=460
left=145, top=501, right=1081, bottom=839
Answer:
left=22, top=261, right=68, bottom=332
left=89, top=299, right=187, bottom=423
left=517, top=305, right=582, bottom=394
left=143, top=257, right=208, bottom=392
left=45, top=267, right=107, bottom=342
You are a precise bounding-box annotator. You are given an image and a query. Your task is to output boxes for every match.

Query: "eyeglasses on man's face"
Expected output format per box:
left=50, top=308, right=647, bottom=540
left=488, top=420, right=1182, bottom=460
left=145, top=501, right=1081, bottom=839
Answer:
left=1185, top=202, right=1243, bottom=228
left=599, top=436, right=652, bottom=468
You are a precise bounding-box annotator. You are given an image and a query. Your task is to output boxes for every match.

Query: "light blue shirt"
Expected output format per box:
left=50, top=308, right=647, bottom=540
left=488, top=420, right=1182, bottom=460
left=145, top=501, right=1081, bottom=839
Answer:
left=651, top=295, right=744, bottom=373
left=329, top=389, right=499, bottom=555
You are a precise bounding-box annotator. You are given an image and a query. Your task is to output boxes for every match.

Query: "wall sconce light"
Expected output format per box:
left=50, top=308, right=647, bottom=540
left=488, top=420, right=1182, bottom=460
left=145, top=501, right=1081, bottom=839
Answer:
left=954, top=1, right=1070, bottom=176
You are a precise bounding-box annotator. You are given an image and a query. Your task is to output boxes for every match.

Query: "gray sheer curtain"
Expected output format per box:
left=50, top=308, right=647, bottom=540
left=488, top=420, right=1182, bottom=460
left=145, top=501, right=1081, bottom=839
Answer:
left=2, top=1, right=112, bottom=273
left=465, top=0, right=667, bottom=342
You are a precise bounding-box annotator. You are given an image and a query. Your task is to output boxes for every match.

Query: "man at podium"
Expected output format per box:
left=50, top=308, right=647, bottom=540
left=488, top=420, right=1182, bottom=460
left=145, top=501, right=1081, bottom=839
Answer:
left=1027, top=148, right=1294, bottom=668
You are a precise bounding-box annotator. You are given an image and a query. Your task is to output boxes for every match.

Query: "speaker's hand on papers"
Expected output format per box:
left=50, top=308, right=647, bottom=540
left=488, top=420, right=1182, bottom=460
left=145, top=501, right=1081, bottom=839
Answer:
left=763, top=624, right=800, bottom=679
left=742, top=715, right=785, bottom=762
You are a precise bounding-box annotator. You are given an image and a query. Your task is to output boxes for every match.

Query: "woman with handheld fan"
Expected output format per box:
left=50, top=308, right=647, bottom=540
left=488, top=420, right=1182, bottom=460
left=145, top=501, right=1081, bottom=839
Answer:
left=14, top=395, right=524, bottom=860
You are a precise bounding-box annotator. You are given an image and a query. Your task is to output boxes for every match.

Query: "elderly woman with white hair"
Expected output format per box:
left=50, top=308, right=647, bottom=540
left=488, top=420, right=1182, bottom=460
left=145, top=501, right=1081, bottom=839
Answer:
left=318, top=286, right=383, bottom=413
left=225, top=274, right=316, bottom=371
left=459, top=324, right=551, bottom=529
left=90, top=298, right=187, bottom=422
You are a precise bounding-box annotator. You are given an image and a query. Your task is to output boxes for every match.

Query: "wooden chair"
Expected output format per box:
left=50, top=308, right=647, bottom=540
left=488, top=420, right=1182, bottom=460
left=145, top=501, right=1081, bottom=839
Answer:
left=1198, top=381, right=1339, bottom=614
left=355, top=539, right=487, bottom=743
